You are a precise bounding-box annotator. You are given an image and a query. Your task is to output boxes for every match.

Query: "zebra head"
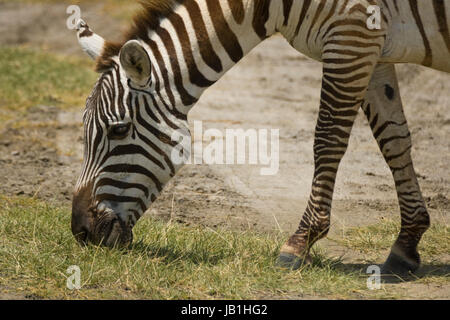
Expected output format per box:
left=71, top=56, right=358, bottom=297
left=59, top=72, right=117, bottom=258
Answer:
left=72, top=20, right=187, bottom=247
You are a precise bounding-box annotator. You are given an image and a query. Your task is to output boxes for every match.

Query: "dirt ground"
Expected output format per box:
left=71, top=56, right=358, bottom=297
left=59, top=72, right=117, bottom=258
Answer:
left=0, top=1, right=449, bottom=299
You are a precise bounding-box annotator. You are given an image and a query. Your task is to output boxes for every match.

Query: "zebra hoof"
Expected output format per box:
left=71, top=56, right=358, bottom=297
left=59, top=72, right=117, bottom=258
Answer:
left=381, top=251, right=420, bottom=278
left=276, top=252, right=312, bottom=270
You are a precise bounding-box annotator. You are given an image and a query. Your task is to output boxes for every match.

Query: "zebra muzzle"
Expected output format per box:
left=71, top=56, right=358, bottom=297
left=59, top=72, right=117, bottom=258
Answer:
left=72, top=183, right=133, bottom=248
left=90, top=209, right=133, bottom=248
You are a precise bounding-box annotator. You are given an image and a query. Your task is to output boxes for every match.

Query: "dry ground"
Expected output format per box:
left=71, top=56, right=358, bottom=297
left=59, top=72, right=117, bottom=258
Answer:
left=0, top=1, right=448, bottom=299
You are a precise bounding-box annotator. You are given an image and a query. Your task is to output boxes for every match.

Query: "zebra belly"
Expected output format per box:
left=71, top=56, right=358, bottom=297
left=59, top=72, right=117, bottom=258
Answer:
left=381, top=24, right=450, bottom=73
left=380, top=1, right=450, bottom=73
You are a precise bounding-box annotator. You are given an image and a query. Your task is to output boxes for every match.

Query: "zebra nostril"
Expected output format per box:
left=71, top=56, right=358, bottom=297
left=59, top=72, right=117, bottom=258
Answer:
left=73, top=226, right=89, bottom=245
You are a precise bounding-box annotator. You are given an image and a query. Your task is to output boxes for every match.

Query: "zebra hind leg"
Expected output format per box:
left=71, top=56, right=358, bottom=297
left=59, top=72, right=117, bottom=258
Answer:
left=362, top=64, right=430, bottom=276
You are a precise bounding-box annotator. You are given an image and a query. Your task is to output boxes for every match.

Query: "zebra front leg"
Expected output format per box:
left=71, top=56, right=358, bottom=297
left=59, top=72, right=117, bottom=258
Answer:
left=362, top=64, right=430, bottom=276
left=277, top=105, right=360, bottom=269
left=277, top=95, right=361, bottom=270
left=277, top=53, right=381, bottom=270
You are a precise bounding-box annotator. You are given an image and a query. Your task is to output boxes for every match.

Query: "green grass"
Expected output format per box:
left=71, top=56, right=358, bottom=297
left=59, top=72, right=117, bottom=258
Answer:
left=333, top=217, right=450, bottom=259
left=0, top=0, right=141, bottom=21
left=0, top=0, right=133, bottom=5
left=0, top=196, right=419, bottom=300
left=0, top=47, right=97, bottom=122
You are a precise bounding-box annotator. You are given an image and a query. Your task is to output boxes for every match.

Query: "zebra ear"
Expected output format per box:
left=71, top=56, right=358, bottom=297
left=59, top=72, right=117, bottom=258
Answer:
left=76, top=19, right=105, bottom=60
left=119, top=40, right=152, bottom=87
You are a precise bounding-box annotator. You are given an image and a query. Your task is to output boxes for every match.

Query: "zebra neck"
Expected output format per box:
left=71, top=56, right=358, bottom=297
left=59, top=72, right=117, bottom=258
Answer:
left=143, top=0, right=282, bottom=116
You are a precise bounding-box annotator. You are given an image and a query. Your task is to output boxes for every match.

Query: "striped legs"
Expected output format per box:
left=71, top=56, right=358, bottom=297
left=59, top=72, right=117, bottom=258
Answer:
left=362, top=64, right=430, bottom=275
left=277, top=63, right=430, bottom=274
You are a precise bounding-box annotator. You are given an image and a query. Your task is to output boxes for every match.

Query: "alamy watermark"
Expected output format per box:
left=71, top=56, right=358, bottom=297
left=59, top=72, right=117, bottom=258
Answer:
left=67, top=3, right=382, bottom=33
left=171, top=121, right=280, bottom=176
left=66, top=265, right=81, bottom=290
left=66, top=5, right=81, bottom=30
left=367, top=5, right=382, bottom=30
left=366, top=265, right=381, bottom=290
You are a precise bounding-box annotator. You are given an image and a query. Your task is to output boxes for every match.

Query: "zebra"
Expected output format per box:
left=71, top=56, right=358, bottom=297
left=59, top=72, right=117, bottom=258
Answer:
left=71, top=0, right=449, bottom=276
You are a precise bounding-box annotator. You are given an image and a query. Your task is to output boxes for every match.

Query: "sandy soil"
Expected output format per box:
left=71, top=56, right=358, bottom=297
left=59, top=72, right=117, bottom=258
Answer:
left=0, top=1, right=448, bottom=299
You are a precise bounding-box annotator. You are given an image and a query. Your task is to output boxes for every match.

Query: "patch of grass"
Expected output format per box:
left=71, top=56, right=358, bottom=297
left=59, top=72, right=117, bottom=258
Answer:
left=0, top=0, right=141, bottom=21
left=0, top=0, right=131, bottom=4
left=0, top=196, right=408, bottom=299
left=332, top=217, right=450, bottom=260
left=0, top=47, right=97, bottom=122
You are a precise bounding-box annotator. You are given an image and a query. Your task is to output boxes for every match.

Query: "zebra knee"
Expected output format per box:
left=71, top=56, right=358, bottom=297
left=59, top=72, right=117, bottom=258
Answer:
left=406, top=208, right=431, bottom=236
left=287, top=212, right=331, bottom=248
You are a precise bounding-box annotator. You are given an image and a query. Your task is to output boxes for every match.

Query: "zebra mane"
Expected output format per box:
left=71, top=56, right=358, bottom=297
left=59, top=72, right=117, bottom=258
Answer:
left=96, top=0, right=179, bottom=72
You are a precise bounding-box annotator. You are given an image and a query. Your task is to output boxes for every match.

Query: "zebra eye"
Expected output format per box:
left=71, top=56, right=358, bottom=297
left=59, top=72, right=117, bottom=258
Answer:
left=109, top=123, right=131, bottom=139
